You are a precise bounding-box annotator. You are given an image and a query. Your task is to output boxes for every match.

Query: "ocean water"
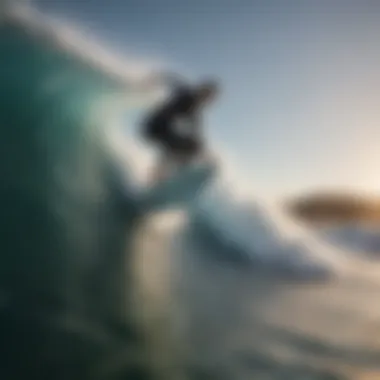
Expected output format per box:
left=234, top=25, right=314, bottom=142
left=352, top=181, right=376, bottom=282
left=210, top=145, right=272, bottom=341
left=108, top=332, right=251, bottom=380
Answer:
left=1, top=6, right=380, bottom=380
left=133, top=201, right=380, bottom=380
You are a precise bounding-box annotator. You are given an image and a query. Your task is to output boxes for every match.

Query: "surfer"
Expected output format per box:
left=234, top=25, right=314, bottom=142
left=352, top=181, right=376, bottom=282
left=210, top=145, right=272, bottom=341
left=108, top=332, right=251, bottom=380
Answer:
left=141, top=74, right=219, bottom=183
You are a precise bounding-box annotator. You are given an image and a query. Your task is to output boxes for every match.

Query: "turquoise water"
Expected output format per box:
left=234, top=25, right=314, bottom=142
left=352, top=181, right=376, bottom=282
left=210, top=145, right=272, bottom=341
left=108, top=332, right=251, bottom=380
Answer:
left=0, top=21, right=151, bottom=380
left=2, top=15, right=380, bottom=380
left=0, top=20, right=121, bottom=299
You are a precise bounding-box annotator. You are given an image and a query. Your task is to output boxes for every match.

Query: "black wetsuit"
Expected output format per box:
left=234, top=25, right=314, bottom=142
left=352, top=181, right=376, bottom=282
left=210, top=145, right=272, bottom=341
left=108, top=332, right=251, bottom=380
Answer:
left=143, top=85, right=203, bottom=158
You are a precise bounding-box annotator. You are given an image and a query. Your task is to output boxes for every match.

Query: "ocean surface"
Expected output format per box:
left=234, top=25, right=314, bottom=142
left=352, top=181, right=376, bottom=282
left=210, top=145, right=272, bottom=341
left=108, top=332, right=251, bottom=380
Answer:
left=2, top=5, right=380, bottom=380
left=135, top=201, right=380, bottom=380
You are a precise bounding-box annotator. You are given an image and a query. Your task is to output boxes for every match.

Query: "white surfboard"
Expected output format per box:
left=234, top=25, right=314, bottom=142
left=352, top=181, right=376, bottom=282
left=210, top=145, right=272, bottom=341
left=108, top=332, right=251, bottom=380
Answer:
left=141, top=162, right=216, bottom=212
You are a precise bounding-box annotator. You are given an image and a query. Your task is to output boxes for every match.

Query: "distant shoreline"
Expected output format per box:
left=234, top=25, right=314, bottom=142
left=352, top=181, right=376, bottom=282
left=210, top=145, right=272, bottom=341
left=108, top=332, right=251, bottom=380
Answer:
left=287, top=192, right=380, bottom=226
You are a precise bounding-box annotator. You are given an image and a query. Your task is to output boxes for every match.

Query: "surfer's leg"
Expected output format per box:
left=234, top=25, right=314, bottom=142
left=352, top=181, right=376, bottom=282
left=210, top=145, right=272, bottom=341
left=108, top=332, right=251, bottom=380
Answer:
left=149, top=129, right=204, bottom=184
left=173, top=135, right=203, bottom=165
left=164, top=135, right=197, bottom=171
left=144, top=120, right=173, bottom=184
left=149, top=150, right=188, bottom=185
left=150, top=151, right=176, bottom=184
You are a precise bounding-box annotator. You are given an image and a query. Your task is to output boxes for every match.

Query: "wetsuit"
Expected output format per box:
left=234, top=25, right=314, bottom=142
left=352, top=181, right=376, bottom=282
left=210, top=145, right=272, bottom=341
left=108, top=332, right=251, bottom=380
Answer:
left=142, top=84, right=203, bottom=159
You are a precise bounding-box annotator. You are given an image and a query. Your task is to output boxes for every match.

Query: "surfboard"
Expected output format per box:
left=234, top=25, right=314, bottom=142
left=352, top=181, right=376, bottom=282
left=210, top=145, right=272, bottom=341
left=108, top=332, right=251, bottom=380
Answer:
left=141, top=162, right=216, bottom=212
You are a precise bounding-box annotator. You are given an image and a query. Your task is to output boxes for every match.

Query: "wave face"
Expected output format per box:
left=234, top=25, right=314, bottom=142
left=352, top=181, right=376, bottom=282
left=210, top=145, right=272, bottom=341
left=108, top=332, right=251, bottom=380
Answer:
left=0, top=4, right=147, bottom=308
left=0, top=7, right=171, bottom=380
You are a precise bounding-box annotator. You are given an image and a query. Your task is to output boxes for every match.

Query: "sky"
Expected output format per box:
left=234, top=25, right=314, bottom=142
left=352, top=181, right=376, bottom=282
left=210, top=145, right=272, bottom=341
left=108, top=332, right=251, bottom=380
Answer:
left=33, top=0, right=380, bottom=198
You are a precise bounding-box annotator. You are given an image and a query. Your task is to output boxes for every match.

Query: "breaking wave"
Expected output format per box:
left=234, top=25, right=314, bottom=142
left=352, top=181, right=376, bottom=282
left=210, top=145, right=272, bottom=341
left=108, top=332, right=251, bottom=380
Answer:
left=3, top=2, right=351, bottom=289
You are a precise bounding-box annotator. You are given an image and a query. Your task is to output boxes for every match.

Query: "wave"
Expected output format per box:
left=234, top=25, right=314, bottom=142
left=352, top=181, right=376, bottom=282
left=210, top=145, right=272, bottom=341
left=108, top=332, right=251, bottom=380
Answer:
left=0, top=7, right=183, bottom=379
left=0, top=7, right=363, bottom=380
left=319, top=223, right=380, bottom=257
left=1, top=3, right=163, bottom=88
left=1, top=3, right=349, bottom=290
left=188, top=187, right=347, bottom=281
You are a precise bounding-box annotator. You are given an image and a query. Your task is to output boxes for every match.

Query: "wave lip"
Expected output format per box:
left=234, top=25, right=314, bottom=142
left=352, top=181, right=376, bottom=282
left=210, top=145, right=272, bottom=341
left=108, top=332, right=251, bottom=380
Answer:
left=1, top=2, right=165, bottom=100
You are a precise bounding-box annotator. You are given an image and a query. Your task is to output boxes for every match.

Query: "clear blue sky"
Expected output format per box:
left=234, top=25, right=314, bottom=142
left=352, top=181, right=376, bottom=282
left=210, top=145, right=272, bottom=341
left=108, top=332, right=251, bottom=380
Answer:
left=35, top=0, right=380, bottom=198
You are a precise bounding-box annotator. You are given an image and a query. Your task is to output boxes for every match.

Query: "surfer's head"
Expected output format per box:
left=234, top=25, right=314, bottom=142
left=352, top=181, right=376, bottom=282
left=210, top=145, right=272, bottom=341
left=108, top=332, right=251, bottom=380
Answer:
left=196, top=79, right=219, bottom=106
